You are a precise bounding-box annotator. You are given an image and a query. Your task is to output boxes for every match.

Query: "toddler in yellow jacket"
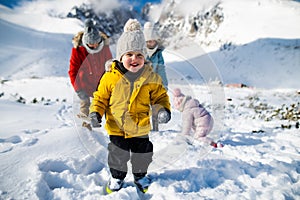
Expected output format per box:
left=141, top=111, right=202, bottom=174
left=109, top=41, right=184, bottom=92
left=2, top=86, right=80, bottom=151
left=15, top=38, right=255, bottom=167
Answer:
left=89, top=19, right=171, bottom=194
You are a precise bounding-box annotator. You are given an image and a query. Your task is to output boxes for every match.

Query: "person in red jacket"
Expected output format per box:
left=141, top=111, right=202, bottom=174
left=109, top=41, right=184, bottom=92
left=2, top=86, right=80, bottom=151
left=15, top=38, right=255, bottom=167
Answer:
left=69, top=18, right=112, bottom=117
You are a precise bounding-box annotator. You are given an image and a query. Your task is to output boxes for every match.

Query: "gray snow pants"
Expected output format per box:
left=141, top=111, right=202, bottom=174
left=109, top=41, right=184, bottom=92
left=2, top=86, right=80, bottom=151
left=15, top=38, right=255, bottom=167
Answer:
left=108, top=135, right=153, bottom=180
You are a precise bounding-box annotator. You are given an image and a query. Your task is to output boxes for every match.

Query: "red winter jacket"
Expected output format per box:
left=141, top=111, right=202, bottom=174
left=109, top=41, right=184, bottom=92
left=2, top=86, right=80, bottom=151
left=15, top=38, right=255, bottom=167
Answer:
left=68, top=31, right=112, bottom=97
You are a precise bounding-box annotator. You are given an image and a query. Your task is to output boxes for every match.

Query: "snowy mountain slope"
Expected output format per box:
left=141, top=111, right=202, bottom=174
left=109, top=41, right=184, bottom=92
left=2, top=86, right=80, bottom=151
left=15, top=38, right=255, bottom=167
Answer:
left=0, top=3, right=83, bottom=34
left=210, top=37, right=300, bottom=88
left=213, top=0, right=300, bottom=44
left=0, top=18, right=72, bottom=79
left=149, top=0, right=300, bottom=88
left=162, top=37, right=300, bottom=89
left=0, top=0, right=300, bottom=199
left=149, top=0, right=300, bottom=46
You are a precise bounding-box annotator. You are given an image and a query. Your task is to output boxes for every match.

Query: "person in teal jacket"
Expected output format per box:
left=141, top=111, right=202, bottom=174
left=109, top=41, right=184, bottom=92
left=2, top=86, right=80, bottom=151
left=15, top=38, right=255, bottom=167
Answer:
left=144, top=22, right=168, bottom=131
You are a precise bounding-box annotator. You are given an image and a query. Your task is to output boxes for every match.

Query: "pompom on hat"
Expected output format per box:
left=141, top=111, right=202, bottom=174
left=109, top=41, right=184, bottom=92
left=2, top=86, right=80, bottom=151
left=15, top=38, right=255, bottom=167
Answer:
left=116, top=19, right=147, bottom=61
left=143, top=21, right=159, bottom=41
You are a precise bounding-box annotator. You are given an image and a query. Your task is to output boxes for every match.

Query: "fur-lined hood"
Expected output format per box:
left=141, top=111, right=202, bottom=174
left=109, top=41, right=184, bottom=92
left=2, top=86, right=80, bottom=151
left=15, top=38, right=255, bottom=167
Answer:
left=72, top=31, right=110, bottom=48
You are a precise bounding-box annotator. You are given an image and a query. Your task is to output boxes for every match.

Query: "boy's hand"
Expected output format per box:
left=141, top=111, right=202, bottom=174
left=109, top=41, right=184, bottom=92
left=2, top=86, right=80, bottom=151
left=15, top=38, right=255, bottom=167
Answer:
left=89, top=112, right=102, bottom=127
left=157, top=109, right=171, bottom=124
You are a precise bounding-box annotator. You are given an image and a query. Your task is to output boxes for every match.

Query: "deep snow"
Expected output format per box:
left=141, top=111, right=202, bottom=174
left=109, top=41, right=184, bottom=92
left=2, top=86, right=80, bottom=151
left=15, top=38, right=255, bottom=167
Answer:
left=0, top=0, right=300, bottom=199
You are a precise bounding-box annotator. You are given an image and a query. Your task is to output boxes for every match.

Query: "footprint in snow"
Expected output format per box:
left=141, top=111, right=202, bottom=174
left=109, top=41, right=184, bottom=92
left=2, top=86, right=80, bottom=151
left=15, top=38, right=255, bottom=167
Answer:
left=0, top=135, right=22, bottom=153
left=23, top=129, right=40, bottom=134
left=38, top=159, right=74, bottom=190
left=21, top=138, right=38, bottom=147
left=37, top=157, right=105, bottom=194
left=23, top=129, right=49, bottom=135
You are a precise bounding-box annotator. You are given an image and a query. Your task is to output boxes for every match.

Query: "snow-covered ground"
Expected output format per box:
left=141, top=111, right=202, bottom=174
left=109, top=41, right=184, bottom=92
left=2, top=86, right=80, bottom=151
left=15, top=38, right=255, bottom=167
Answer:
left=0, top=0, right=300, bottom=199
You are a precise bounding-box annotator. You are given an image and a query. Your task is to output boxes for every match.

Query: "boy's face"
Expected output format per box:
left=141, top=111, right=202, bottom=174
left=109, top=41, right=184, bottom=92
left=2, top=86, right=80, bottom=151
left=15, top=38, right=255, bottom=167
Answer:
left=146, top=40, right=157, bottom=49
left=122, top=51, right=145, bottom=73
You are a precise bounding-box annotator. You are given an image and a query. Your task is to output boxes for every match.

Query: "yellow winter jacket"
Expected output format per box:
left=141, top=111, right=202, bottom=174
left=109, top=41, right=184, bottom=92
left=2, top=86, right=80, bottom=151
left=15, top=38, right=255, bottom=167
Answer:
left=90, top=61, right=170, bottom=138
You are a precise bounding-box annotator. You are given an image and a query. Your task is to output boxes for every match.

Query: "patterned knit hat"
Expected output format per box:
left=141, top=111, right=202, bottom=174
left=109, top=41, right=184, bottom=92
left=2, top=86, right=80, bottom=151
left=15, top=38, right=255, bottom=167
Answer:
left=82, top=19, right=102, bottom=45
left=116, top=19, right=147, bottom=61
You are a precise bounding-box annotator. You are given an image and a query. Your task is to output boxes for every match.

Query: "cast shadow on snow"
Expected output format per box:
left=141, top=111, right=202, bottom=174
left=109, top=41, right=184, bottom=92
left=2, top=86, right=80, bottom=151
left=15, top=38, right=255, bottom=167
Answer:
left=221, top=135, right=264, bottom=147
left=219, top=128, right=268, bottom=147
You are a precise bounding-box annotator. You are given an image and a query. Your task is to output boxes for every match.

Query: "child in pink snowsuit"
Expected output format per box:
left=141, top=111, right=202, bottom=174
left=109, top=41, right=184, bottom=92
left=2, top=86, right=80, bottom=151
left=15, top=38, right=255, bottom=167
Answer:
left=173, top=88, right=219, bottom=147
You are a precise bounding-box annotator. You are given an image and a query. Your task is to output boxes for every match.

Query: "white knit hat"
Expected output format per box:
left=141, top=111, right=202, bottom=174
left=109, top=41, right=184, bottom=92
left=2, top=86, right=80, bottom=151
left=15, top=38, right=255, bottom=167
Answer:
left=143, top=21, right=159, bottom=41
left=116, top=19, right=147, bottom=61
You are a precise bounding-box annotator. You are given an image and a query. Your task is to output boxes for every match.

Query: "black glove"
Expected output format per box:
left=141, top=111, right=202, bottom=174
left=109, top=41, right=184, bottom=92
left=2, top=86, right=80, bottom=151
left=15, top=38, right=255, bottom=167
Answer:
left=157, top=108, right=171, bottom=124
left=89, top=112, right=102, bottom=127
left=76, top=90, right=89, bottom=100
